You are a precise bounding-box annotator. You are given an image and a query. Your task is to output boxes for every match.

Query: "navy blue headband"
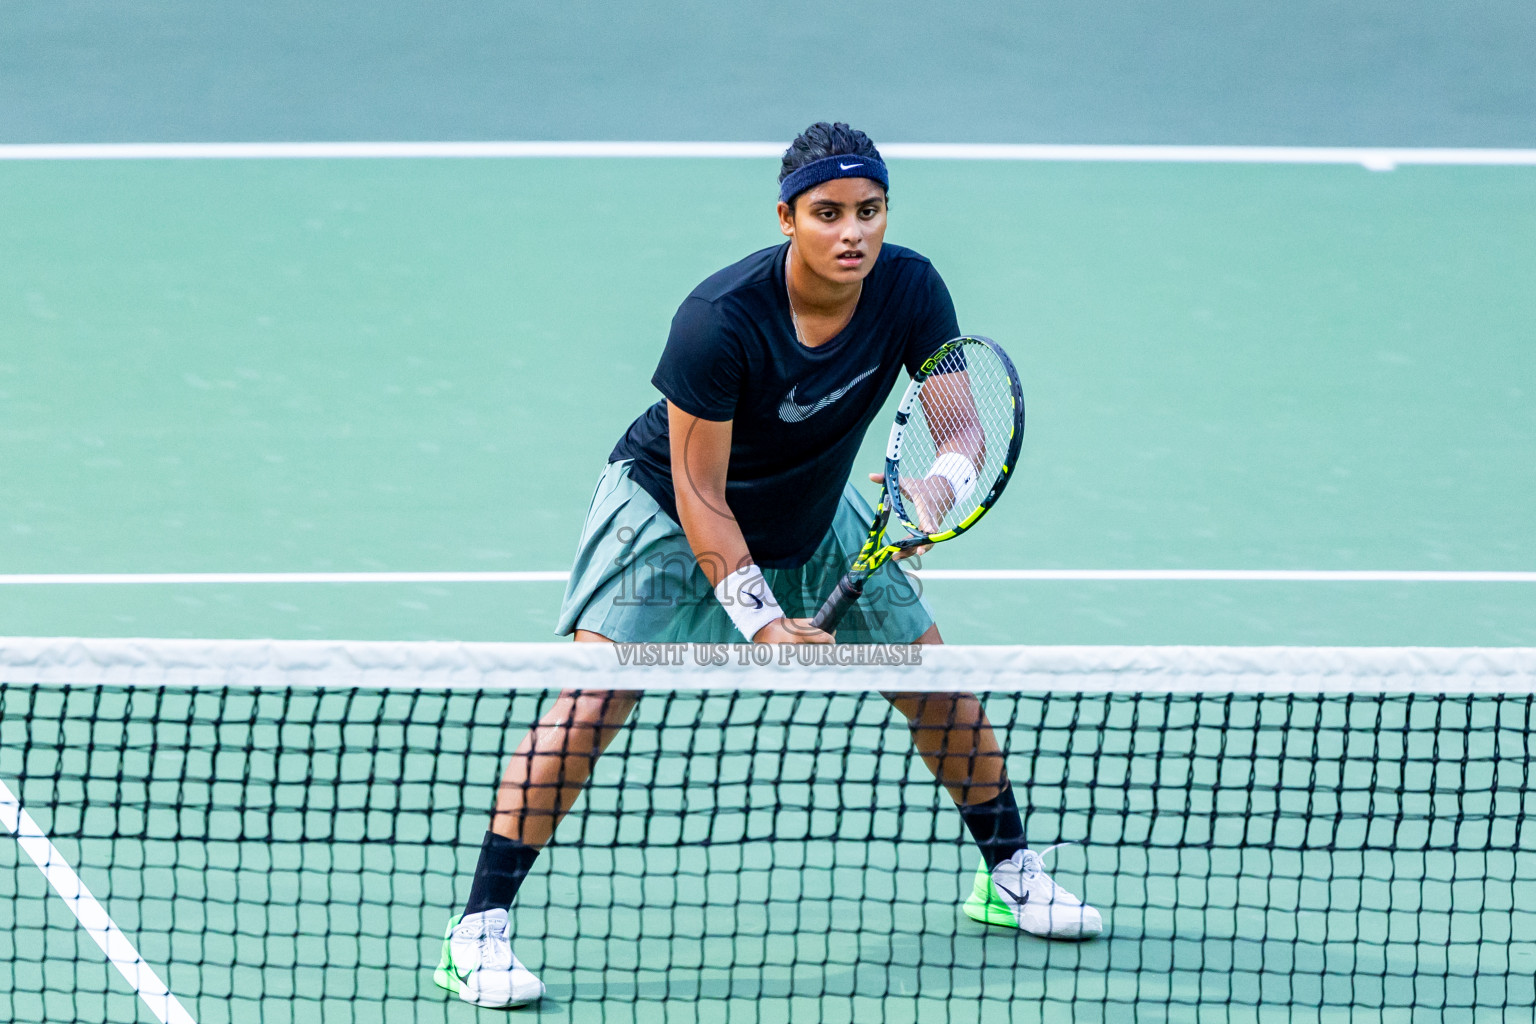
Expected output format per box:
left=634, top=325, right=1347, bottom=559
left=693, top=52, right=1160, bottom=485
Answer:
left=778, top=154, right=890, bottom=204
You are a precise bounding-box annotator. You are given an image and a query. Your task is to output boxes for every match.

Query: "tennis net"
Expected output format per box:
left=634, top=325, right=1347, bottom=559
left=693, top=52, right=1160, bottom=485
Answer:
left=3, top=638, right=1536, bottom=1023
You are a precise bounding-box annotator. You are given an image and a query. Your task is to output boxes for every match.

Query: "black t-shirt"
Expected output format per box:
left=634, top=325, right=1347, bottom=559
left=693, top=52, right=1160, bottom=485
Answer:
left=610, top=241, right=960, bottom=568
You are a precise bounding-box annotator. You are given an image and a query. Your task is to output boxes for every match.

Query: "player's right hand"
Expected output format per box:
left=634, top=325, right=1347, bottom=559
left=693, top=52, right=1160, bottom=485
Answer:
left=752, top=617, right=834, bottom=644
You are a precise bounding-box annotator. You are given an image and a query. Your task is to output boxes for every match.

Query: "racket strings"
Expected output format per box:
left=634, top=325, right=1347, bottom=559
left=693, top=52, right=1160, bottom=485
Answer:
left=899, top=344, right=1017, bottom=534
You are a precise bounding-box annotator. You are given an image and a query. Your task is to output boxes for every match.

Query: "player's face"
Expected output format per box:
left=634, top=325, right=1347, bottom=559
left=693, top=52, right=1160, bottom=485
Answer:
left=777, top=178, right=888, bottom=285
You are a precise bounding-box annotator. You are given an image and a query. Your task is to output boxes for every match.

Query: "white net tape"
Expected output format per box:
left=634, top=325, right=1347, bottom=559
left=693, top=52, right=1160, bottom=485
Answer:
left=2, top=637, right=1534, bottom=694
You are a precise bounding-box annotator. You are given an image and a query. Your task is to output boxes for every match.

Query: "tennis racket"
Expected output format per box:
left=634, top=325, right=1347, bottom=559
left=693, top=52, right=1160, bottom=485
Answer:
left=809, top=335, right=1025, bottom=634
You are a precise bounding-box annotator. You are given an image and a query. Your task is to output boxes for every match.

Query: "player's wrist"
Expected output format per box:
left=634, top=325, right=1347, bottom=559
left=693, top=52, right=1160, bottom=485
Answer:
left=713, top=563, right=783, bottom=641
left=926, top=452, right=978, bottom=508
left=750, top=617, right=787, bottom=642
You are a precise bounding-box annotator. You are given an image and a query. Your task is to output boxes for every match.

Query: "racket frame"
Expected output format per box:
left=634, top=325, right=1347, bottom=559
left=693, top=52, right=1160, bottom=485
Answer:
left=809, top=336, right=1025, bottom=634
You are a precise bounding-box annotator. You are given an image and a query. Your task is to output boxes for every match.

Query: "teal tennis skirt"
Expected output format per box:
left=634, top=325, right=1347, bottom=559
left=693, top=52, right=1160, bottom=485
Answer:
left=556, top=461, right=934, bottom=644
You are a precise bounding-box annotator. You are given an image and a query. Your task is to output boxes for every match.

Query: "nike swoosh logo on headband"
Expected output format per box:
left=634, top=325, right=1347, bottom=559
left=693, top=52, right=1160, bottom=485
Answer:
left=839, top=162, right=861, bottom=171
left=778, top=366, right=879, bottom=423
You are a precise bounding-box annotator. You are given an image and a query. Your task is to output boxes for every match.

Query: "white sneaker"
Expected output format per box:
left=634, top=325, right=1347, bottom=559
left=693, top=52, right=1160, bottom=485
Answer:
left=962, top=847, right=1103, bottom=939
left=432, top=908, right=546, bottom=1008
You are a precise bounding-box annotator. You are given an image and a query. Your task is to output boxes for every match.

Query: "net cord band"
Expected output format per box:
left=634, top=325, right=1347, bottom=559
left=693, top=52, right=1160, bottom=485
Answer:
left=1, top=638, right=1534, bottom=694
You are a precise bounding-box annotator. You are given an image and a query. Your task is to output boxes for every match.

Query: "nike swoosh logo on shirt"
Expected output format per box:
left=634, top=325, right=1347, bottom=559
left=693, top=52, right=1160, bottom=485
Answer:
left=777, top=366, right=879, bottom=423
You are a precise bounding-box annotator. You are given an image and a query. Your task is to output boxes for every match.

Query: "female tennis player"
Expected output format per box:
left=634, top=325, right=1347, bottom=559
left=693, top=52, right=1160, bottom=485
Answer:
left=434, top=122, right=1101, bottom=1008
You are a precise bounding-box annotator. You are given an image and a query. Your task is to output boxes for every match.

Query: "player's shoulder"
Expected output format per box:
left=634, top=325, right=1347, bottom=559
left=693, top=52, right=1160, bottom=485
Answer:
left=877, top=242, right=933, bottom=267
left=871, top=243, right=943, bottom=286
left=686, top=244, right=784, bottom=305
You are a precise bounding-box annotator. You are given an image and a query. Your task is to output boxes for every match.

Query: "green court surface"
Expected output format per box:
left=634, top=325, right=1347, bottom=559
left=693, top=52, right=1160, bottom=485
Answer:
left=3, top=158, right=1535, bottom=645
left=4, top=135, right=1536, bottom=1024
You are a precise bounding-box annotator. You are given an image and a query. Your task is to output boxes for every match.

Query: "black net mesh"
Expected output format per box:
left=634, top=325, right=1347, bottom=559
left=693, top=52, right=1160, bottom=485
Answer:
left=4, top=680, right=1535, bottom=1023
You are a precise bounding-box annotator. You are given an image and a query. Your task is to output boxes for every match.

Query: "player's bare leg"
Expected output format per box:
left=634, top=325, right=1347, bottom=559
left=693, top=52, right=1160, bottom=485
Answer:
left=884, top=624, right=1008, bottom=804
left=886, top=623, right=1101, bottom=939
left=437, top=628, right=637, bottom=1007
left=492, top=633, right=640, bottom=846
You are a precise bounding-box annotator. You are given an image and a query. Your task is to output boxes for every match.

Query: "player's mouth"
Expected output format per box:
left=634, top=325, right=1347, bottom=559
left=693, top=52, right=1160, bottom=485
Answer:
left=834, top=249, right=865, bottom=268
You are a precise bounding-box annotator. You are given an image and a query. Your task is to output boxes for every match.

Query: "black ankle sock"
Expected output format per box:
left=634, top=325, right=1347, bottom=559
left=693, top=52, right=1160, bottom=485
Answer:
left=958, top=785, right=1026, bottom=870
left=463, top=832, right=541, bottom=916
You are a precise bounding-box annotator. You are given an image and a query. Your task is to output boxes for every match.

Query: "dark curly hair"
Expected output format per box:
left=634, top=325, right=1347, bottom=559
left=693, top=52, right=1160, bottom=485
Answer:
left=779, top=122, right=886, bottom=208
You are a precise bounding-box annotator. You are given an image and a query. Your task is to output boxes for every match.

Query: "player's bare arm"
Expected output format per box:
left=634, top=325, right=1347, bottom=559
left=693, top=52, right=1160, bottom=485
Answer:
left=667, top=401, right=830, bottom=643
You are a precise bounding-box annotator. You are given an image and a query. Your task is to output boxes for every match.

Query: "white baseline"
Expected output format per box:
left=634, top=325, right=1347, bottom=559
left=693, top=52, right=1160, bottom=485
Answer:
left=1, top=570, right=1534, bottom=585
left=3, top=141, right=1536, bottom=170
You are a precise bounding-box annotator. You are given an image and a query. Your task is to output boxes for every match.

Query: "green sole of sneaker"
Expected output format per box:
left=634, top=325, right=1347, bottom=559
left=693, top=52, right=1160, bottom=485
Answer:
left=962, top=897, right=1019, bottom=928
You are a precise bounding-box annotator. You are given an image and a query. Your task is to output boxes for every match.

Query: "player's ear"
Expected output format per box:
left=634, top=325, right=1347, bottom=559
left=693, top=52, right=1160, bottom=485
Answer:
left=777, top=200, right=795, bottom=238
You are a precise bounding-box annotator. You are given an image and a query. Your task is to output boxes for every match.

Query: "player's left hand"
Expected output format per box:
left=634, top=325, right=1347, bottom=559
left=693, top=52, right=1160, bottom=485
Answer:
left=868, top=472, right=948, bottom=560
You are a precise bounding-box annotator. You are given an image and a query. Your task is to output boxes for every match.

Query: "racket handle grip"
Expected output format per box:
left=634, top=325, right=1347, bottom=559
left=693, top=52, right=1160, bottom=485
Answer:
left=810, top=576, right=866, bottom=634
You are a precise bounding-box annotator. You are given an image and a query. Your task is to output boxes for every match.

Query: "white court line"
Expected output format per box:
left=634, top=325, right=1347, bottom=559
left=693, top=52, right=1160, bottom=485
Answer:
left=3, top=141, right=1536, bottom=169
left=0, top=572, right=571, bottom=585
left=1, top=570, right=1534, bottom=585
left=0, top=778, right=197, bottom=1024
left=915, top=569, right=1536, bottom=583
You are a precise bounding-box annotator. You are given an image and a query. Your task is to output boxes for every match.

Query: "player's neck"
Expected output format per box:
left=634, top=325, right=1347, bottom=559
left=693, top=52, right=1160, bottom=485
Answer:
left=785, top=250, right=862, bottom=342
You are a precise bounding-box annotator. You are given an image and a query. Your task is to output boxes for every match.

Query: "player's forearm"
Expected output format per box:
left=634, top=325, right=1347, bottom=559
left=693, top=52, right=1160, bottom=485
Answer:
left=663, top=402, right=803, bottom=640
left=931, top=411, right=986, bottom=467
left=678, top=491, right=810, bottom=642
left=923, top=375, right=987, bottom=467
left=674, top=486, right=753, bottom=588
left=941, top=425, right=987, bottom=463
left=665, top=401, right=755, bottom=586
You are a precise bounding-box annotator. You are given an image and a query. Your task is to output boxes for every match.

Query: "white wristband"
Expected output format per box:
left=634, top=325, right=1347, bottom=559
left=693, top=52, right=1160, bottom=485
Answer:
left=713, top=563, right=784, bottom=641
left=927, top=451, right=979, bottom=509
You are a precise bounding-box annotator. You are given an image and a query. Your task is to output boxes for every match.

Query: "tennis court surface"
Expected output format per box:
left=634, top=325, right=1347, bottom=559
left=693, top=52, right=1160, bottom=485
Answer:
left=3, top=152, right=1535, bottom=1022
left=4, top=156, right=1534, bottom=645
